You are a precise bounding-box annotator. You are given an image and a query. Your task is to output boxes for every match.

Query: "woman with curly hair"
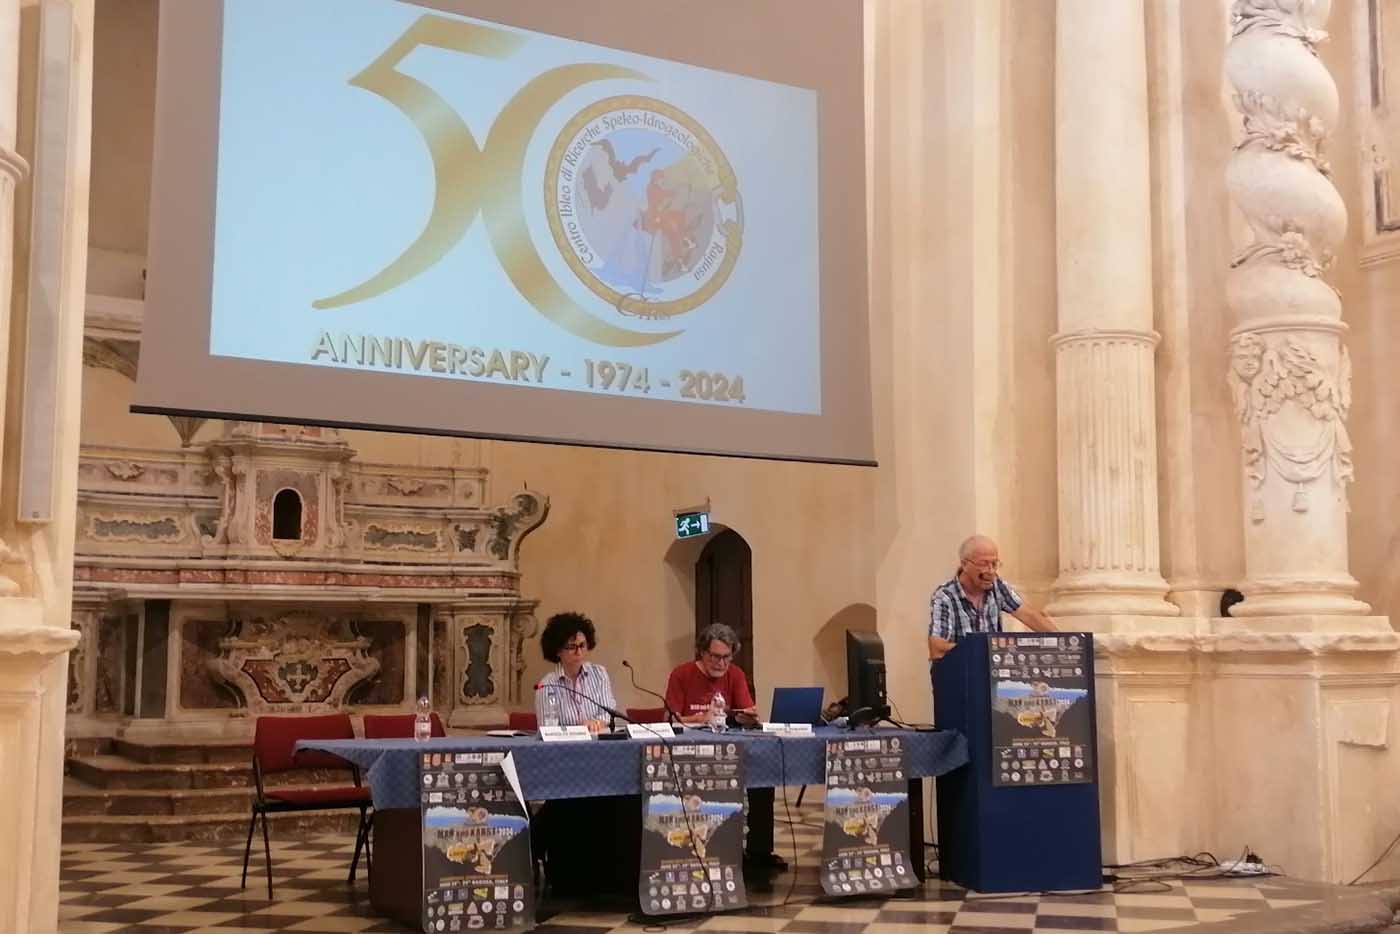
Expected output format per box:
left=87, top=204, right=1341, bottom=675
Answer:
left=533, top=611, right=617, bottom=733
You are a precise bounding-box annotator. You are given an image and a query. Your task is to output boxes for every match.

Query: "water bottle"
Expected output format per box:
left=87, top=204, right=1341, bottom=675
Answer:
left=414, top=695, right=433, bottom=742
left=541, top=686, right=561, bottom=728
left=708, top=692, right=727, bottom=732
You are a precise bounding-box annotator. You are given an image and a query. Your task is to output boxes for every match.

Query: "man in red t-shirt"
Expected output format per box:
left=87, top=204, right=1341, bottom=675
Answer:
left=665, top=624, right=759, bottom=725
left=664, top=623, right=784, bottom=871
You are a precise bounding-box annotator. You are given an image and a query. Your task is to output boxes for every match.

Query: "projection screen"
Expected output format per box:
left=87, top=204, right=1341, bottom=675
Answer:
left=135, top=0, right=874, bottom=465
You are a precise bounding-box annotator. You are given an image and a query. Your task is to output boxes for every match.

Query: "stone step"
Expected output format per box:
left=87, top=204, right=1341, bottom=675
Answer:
left=63, top=779, right=250, bottom=817
left=60, top=777, right=371, bottom=817
left=66, top=755, right=353, bottom=790
left=61, top=808, right=366, bottom=844
left=112, top=737, right=251, bottom=765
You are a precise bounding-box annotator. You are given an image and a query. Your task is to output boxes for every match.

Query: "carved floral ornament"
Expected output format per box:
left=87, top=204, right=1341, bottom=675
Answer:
left=1230, top=0, right=1328, bottom=51
left=210, top=614, right=380, bottom=708
left=385, top=475, right=426, bottom=496
left=1231, top=218, right=1337, bottom=287
left=1228, top=332, right=1353, bottom=521
left=104, top=461, right=145, bottom=481
left=488, top=493, right=545, bottom=560
left=1233, top=89, right=1331, bottom=174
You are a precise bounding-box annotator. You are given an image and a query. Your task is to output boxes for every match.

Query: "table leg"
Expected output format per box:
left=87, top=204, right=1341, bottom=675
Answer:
left=369, top=807, right=423, bottom=930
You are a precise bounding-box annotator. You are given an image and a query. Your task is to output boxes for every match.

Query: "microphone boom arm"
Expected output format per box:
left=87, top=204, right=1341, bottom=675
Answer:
left=533, top=679, right=633, bottom=732
left=622, top=659, right=683, bottom=727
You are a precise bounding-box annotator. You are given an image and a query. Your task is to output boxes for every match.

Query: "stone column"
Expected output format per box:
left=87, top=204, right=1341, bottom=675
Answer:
left=1223, top=0, right=1368, bottom=616
left=1050, top=0, right=1176, bottom=618
left=0, top=0, right=27, bottom=596
left=0, top=624, right=79, bottom=932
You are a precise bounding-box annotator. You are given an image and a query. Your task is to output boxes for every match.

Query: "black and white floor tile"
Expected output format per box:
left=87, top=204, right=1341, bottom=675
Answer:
left=57, top=807, right=1339, bottom=934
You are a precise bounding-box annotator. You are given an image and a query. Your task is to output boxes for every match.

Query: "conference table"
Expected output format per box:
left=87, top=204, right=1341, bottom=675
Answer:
left=300, top=726, right=969, bottom=928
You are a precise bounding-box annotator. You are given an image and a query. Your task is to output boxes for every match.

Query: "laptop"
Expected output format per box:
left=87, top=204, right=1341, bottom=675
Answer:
left=769, top=687, right=824, bottom=726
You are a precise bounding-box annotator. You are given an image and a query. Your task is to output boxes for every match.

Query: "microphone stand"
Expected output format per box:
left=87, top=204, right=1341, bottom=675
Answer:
left=621, top=659, right=684, bottom=728
left=533, top=680, right=633, bottom=740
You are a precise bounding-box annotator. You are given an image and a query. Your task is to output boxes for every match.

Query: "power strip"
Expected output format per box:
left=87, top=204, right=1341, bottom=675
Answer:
left=1217, top=857, right=1271, bottom=875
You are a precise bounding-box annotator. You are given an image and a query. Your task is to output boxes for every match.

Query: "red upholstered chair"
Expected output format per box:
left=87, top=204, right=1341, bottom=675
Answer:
left=626, top=706, right=667, bottom=724
left=508, top=711, right=538, bottom=732
left=362, top=712, right=447, bottom=738
left=242, top=714, right=373, bottom=899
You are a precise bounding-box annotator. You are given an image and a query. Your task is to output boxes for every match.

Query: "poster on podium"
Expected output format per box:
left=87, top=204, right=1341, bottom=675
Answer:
left=638, top=741, right=747, bottom=915
left=420, top=751, right=535, bottom=932
left=987, top=633, right=1095, bottom=788
left=820, top=735, right=916, bottom=895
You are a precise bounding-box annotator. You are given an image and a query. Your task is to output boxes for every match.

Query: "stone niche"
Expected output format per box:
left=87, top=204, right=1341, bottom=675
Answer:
left=68, top=422, right=547, bottom=738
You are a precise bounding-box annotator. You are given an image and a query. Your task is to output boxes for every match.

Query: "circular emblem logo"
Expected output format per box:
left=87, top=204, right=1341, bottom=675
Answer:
left=546, top=96, right=743, bottom=320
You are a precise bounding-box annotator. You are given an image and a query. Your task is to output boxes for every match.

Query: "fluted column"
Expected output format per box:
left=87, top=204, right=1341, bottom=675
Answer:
left=1050, top=0, right=1176, bottom=617
left=1223, top=0, right=1368, bottom=616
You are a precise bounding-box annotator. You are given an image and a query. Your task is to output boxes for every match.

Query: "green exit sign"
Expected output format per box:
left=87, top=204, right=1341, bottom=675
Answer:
left=675, top=512, right=710, bottom=539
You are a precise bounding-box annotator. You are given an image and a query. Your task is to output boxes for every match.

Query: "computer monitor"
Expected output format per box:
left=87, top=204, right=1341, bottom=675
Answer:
left=845, top=630, right=891, bottom=727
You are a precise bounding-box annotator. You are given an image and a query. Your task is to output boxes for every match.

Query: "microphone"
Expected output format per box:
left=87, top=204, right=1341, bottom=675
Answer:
left=621, top=659, right=683, bottom=726
left=533, top=680, right=633, bottom=738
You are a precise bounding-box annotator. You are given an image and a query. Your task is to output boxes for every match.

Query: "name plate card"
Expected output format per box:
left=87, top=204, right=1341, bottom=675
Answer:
left=538, top=725, right=593, bottom=743
left=761, top=723, right=815, bottom=735
left=628, top=723, right=678, bottom=739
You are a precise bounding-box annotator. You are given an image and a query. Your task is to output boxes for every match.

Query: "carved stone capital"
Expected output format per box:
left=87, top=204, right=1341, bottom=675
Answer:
left=0, top=625, right=81, bottom=659
left=0, top=618, right=81, bottom=691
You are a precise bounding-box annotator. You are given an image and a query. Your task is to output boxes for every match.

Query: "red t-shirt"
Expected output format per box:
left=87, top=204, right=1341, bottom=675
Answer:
left=665, top=660, right=755, bottom=718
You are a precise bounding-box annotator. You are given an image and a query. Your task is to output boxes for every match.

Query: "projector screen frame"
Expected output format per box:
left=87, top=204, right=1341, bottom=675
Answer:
left=135, top=0, right=876, bottom=467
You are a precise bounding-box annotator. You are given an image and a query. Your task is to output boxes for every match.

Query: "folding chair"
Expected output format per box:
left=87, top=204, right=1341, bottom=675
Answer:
left=241, top=714, right=373, bottom=899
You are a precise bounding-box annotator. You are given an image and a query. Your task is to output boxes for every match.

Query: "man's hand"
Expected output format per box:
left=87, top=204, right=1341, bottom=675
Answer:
left=734, top=707, right=759, bottom=726
left=584, top=718, right=609, bottom=734
left=929, top=634, right=956, bottom=661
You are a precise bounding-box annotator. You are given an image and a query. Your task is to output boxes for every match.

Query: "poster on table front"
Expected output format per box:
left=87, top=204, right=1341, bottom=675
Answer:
left=638, top=741, right=747, bottom=916
left=420, top=751, right=534, bottom=932
left=987, top=632, right=1096, bottom=788
left=820, top=736, right=916, bottom=895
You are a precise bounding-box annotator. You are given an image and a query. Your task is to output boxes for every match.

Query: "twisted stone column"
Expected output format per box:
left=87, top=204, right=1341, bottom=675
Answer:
left=1224, top=0, right=1369, bottom=615
left=1050, top=0, right=1176, bottom=617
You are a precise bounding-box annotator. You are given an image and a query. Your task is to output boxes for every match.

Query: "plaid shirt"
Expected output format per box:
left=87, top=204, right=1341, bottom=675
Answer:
left=928, top=574, right=1024, bottom=644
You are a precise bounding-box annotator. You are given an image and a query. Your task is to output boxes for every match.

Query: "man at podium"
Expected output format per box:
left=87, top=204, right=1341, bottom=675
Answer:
left=928, top=535, right=1057, bottom=666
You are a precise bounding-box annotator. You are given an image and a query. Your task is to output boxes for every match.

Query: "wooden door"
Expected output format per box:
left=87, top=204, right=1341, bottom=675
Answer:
left=694, top=530, right=754, bottom=695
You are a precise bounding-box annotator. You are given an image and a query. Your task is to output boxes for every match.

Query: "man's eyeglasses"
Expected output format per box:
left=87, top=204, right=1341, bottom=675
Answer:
left=560, top=640, right=589, bottom=654
left=703, top=651, right=733, bottom=664
left=963, top=558, right=1001, bottom=571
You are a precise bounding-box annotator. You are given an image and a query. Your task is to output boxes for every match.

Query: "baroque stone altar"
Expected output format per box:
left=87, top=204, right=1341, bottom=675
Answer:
left=67, top=422, right=548, bottom=737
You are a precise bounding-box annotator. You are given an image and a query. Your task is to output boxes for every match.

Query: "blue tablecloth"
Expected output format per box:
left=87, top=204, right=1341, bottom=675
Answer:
left=299, top=727, right=968, bottom=810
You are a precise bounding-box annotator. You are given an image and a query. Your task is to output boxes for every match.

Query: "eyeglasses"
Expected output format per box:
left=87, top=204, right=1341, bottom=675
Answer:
left=963, top=558, right=1001, bottom=571
left=560, top=640, right=589, bottom=654
left=703, top=651, right=733, bottom=664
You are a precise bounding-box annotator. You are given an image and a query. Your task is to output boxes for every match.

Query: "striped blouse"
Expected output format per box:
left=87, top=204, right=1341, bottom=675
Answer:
left=534, top=662, right=618, bottom=726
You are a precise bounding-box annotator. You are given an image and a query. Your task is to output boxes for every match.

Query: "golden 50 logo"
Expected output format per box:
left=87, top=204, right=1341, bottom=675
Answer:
left=315, top=16, right=744, bottom=348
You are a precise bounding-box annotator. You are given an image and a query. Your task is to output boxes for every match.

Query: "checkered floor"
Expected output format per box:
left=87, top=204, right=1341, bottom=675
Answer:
left=58, top=804, right=1336, bottom=933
